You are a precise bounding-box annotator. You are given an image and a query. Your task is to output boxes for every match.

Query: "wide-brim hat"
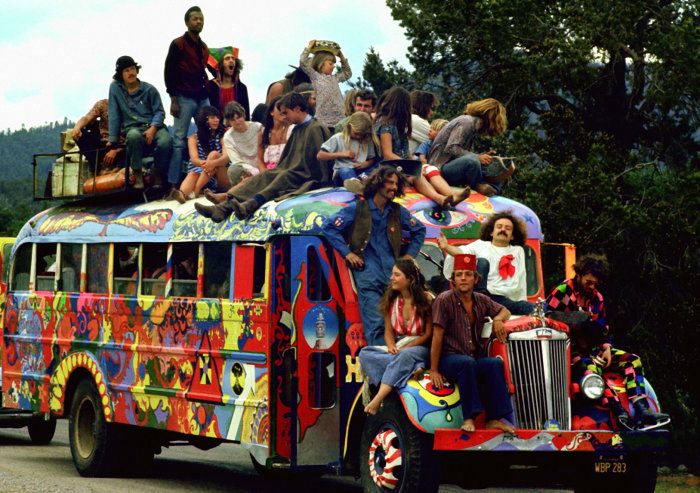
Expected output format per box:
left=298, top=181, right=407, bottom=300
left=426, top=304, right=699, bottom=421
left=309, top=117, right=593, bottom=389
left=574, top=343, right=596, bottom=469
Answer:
left=114, top=55, right=140, bottom=78
left=382, top=159, right=422, bottom=178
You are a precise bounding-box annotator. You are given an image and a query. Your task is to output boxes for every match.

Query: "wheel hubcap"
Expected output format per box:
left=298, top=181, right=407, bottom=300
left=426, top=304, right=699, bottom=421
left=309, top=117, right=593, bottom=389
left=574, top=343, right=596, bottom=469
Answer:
left=368, top=428, right=403, bottom=490
left=75, top=396, right=97, bottom=459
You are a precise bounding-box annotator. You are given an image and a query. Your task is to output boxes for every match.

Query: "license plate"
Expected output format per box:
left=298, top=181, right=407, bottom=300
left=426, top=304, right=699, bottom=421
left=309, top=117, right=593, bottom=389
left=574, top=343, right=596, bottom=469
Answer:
left=593, top=457, right=627, bottom=475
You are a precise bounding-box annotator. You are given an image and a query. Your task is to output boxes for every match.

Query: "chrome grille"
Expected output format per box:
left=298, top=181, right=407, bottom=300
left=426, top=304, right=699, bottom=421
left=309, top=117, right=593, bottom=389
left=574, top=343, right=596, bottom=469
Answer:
left=507, top=329, right=570, bottom=430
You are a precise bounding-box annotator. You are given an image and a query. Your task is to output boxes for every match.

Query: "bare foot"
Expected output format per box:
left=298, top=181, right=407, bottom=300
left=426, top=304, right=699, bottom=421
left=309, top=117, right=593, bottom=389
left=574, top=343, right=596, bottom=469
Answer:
left=364, top=399, right=382, bottom=416
left=460, top=418, right=476, bottom=432
left=204, top=189, right=227, bottom=204
left=485, top=419, right=516, bottom=434
left=411, top=367, right=425, bottom=380
left=452, top=186, right=471, bottom=206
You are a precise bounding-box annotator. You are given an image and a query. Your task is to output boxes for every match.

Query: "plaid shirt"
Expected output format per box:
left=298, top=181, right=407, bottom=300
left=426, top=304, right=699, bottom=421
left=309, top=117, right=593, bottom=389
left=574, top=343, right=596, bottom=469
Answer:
left=545, top=278, right=610, bottom=341
left=432, top=289, right=504, bottom=357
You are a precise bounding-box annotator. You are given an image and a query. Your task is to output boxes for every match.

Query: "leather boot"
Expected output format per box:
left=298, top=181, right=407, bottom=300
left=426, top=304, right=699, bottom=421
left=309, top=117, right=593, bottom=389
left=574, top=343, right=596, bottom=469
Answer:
left=633, top=398, right=670, bottom=430
left=194, top=200, right=235, bottom=223
left=610, top=401, right=634, bottom=431
left=234, top=198, right=260, bottom=220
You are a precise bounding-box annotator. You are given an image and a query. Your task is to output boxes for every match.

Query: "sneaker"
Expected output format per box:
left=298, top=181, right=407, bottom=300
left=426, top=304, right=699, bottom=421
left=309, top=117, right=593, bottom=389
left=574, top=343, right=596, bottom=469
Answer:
left=131, top=169, right=144, bottom=189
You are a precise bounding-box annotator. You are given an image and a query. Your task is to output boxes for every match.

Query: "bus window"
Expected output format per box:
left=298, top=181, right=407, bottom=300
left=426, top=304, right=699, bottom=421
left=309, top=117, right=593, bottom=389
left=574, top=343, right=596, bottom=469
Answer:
left=113, top=244, right=139, bottom=295
left=172, top=243, right=197, bottom=297
left=416, top=244, right=449, bottom=294
left=86, top=244, right=109, bottom=294
left=59, top=243, right=82, bottom=293
left=142, top=243, right=167, bottom=296
left=11, top=243, right=32, bottom=291
left=524, top=245, right=539, bottom=297
left=307, top=246, right=330, bottom=302
left=309, top=352, right=336, bottom=409
left=252, top=245, right=266, bottom=297
left=204, top=242, right=231, bottom=299
left=36, top=244, right=57, bottom=292
left=2, top=242, right=13, bottom=285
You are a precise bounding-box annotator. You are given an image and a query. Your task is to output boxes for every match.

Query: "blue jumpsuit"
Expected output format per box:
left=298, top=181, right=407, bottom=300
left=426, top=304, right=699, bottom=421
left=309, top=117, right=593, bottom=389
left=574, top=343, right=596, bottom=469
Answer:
left=322, top=198, right=426, bottom=345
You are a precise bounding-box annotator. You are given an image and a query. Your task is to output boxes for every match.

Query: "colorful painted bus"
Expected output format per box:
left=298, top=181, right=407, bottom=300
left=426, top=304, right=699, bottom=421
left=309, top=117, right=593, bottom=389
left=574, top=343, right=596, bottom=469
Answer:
left=1, top=189, right=666, bottom=491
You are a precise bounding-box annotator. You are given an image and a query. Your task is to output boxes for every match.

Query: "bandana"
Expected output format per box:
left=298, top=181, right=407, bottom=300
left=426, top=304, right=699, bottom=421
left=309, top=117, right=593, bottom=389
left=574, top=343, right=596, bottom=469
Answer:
left=499, top=254, right=515, bottom=279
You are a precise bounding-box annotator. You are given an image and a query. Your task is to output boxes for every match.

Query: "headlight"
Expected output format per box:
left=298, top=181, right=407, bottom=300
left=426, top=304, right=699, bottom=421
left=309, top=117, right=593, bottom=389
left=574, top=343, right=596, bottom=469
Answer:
left=580, top=373, right=605, bottom=400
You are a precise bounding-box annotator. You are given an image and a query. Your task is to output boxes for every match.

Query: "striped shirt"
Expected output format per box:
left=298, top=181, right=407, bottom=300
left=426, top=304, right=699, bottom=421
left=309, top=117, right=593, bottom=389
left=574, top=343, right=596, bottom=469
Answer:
left=432, top=289, right=503, bottom=357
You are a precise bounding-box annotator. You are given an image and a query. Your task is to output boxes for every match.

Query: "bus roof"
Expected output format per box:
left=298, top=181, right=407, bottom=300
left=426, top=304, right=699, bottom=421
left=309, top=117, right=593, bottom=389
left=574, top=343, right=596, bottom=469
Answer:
left=13, top=187, right=543, bottom=251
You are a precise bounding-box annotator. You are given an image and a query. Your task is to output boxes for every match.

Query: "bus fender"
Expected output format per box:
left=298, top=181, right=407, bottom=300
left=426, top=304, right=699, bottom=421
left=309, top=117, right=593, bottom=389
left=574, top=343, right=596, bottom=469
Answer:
left=397, top=375, right=462, bottom=434
left=49, top=352, right=114, bottom=422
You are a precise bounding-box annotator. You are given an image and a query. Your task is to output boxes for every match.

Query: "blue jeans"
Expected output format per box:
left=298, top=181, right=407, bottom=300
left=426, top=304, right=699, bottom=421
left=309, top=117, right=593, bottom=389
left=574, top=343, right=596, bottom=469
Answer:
left=125, top=127, right=172, bottom=171
left=477, top=258, right=534, bottom=315
left=438, top=354, right=512, bottom=421
left=440, top=154, right=501, bottom=192
left=334, top=162, right=379, bottom=185
left=169, top=96, right=209, bottom=184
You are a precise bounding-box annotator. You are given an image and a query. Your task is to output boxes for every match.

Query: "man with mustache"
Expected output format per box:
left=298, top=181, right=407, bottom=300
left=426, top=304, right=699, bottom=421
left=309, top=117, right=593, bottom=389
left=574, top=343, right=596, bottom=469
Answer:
left=439, top=211, right=534, bottom=315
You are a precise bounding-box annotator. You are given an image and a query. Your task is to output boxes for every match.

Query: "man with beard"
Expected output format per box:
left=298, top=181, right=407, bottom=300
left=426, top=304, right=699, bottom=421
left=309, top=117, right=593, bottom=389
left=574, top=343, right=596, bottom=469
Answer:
left=439, top=211, right=534, bottom=315
left=108, top=56, right=171, bottom=189
left=195, top=92, right=330, bottom=221
left=164, top=5, right=210, bottom=189
left=321, top=165, right=426, bottom=345
left=430, top=253, right=515, bottom=433
left=208, top=48, right=249, bottom=119
left=546, top=254, right=669, bottom=430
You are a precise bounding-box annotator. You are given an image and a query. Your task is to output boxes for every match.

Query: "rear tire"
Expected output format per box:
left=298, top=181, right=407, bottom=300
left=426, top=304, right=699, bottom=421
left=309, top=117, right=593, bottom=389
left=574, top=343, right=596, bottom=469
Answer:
left=360, top=395, right=438, bottom=493
left=27, top=417, right=56, bottom=445
left=69, top=378, right=122, bottom=477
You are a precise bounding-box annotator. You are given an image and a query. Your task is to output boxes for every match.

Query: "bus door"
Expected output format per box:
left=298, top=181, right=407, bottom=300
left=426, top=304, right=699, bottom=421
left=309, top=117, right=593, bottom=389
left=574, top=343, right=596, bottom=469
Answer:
left=288, top=236, right=344, bottom=468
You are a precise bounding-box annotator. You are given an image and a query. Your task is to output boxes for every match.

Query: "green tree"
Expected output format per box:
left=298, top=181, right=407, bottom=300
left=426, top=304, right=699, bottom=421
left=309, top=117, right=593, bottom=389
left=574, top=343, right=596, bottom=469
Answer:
left=376, top=0, right=700, bottom=468
left=386, top=0, right=700, bottom=165
left=349, top=47, right=415, bottom=96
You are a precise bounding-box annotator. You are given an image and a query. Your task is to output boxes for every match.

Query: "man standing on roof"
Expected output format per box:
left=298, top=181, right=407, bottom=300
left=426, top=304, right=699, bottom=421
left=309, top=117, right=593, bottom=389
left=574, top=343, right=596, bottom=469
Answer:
left=164, top=5, right=210, bottom=189
left=108, top=56, right=171, bottom=189
left=438, top=211, right=534, bottom=315
left=321, top=165, right=426, bottom=345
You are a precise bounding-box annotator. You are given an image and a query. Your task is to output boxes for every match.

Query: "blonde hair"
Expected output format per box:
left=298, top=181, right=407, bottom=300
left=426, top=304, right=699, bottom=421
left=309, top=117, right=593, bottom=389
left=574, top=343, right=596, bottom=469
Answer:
left=430, top=118, right=449, bottom=132
left=344, top=89, right=358, bottom=116
left=311, top=51, right=336, bottom=73
left=463, top=98, right=507, bottom=136
left=342, top=112, right=380, bottom=154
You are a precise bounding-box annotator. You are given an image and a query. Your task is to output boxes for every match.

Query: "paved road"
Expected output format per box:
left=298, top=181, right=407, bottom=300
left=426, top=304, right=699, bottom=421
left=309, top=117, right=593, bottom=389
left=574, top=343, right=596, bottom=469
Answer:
left=0, top=421, right=571, bottom=492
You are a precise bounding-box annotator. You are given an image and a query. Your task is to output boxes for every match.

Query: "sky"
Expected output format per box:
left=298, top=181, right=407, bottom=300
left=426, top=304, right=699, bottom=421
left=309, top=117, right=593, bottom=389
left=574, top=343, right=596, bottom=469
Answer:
left=0, top=0, right=412, bottom=132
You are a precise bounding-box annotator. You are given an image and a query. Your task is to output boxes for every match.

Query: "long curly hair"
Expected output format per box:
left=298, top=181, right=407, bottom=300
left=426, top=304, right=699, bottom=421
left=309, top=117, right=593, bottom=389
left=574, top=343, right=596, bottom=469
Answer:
left=478, top=210, right=528, bottom=246
left=362, top=165, right=405, bottom=200
left=378, top=258, right=432, bottom=324
left=196, top=105, right=224, bottom=154
left=573, top=254, right=610, bottom=281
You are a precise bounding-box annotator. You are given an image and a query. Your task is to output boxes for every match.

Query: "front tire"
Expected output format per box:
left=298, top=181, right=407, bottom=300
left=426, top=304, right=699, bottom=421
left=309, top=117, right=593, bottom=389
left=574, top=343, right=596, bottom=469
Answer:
left=69, top=378, right=122, bottom=477
left=360, top=395, right=438, bottom=493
